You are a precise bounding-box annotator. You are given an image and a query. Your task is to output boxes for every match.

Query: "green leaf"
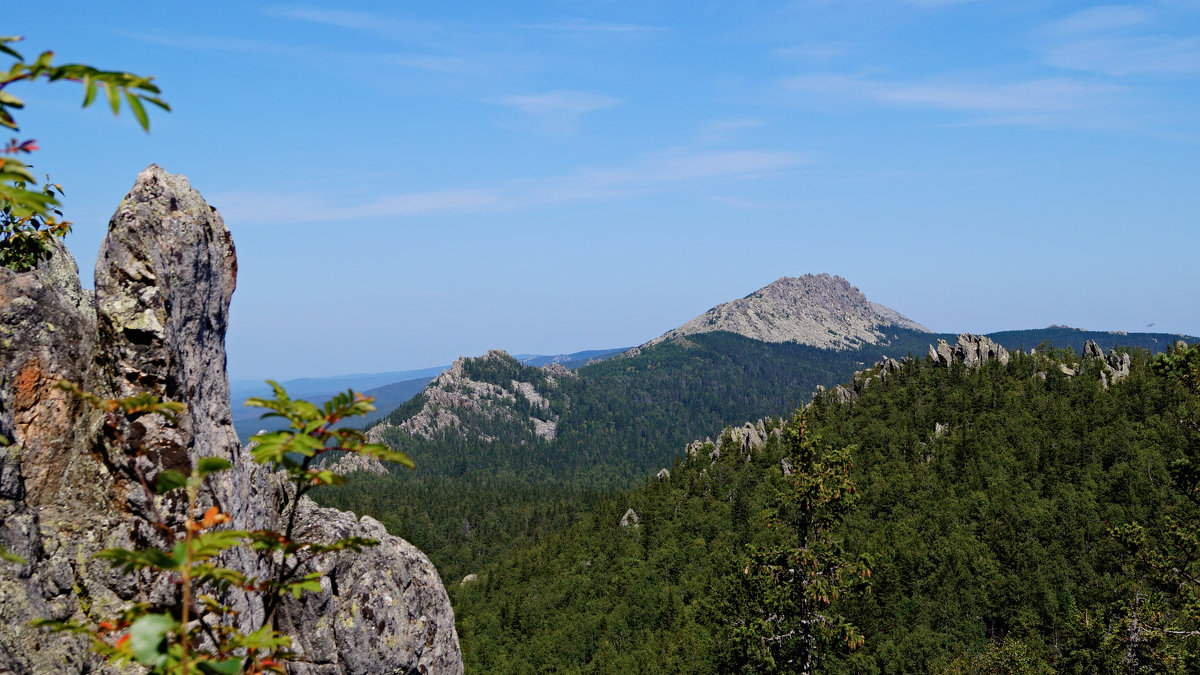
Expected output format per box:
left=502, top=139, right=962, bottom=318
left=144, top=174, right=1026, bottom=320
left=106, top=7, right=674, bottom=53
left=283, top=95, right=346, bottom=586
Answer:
left=97, top=547, right=178, bottom=572
left=82, top=75, right=96, bottom=108
left=0, top=37, right=22, bottom=60
left=196, top=456, right=232, bottom=478
left=125, top=91, right=149, bottom=130
left=127, top=613, right=174, bottom=666
left=153, top=469, right=187, bottom=495
left=285, top=572, right=323, bottom=599
left=103, top=80, right=120, bottom=116
left=197, top=658, right=244, bottom=675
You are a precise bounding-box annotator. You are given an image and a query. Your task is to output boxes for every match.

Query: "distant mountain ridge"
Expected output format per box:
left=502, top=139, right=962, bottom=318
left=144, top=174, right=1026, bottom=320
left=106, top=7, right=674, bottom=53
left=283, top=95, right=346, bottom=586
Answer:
left=645, top=273, right=929, bottom=350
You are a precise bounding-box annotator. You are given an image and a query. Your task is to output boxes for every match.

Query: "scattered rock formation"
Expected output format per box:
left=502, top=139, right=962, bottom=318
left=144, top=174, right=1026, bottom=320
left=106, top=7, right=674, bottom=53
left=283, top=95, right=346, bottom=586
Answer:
left=326, top=450, right=388, bottom=476
left=1082, top=339, right=1132, bottom=388
left=369, top=349, right=561, bottom=444
left=656, top=468, right=671, bottom=481
left=643, top=274, right=930, bottom=351
left=928, top=334, right=1010, bottom=368
left=0, top=166, right=462, bottom=674
left=620, top=508, right=640, bottom=529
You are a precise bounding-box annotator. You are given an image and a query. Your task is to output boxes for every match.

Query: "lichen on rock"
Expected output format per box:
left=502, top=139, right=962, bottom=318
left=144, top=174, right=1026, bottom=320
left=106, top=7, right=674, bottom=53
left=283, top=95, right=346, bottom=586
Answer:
left=0, top=165, right=462, bottom=674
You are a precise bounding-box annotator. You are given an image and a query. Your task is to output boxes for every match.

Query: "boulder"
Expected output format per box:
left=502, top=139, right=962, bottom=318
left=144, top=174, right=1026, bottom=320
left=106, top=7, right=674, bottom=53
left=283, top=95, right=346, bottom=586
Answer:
left=620, top=508, right=640, bottom=529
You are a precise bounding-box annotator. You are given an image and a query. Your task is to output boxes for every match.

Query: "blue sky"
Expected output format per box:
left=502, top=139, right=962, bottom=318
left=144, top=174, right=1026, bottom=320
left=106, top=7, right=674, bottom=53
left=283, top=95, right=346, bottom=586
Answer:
left=8, top=2, right=1200, bottom=379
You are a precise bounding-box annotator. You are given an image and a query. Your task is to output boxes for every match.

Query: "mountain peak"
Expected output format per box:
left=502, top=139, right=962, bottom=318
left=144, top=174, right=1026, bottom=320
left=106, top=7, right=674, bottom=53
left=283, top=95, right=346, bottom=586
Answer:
left=647, top=273, right=929, bottom=350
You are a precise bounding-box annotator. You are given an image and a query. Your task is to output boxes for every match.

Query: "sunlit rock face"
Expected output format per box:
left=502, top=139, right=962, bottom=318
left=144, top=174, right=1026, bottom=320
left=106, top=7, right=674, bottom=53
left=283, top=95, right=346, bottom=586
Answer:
left=646, top=273, right=930, bottom=351
left=0, top=165, right=462, bottom=674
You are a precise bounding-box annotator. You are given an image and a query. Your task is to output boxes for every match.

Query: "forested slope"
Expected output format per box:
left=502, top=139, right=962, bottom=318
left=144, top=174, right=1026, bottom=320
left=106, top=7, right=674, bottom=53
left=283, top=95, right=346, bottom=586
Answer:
left=314, top=327, right=1197, bottom=589
left=315, top=329, right=939, bottom=580
left=451, top=340, right=1200, bottom=673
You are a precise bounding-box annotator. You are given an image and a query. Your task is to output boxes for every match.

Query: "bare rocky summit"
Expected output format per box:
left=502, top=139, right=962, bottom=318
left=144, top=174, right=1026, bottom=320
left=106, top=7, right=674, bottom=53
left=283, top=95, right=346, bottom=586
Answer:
left=645, top=274, right=929, bottom=350
left=369, top=350, right=566, bottom=446
left=0, top=166, right=462, bottom=674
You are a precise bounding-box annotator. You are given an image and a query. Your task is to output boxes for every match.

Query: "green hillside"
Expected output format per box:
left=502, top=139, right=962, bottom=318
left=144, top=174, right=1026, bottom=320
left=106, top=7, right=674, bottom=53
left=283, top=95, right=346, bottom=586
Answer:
left=451, top=341, right=1200, bottom=673
left=316, top=328, right=1197, bottom=588
left=315, top=329, right=939, bottom=580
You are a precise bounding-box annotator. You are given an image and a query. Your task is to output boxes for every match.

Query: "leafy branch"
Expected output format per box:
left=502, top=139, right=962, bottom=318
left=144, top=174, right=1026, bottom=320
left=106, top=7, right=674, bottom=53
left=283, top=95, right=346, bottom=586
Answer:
left=0, top=35, right=168, bottom=270
left=38, top=382, right=412, bottom=674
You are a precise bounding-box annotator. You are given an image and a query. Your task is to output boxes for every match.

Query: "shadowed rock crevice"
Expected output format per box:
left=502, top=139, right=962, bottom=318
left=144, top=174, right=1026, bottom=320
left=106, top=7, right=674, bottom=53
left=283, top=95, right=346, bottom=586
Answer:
left=0, top=165, right=462, bottom=674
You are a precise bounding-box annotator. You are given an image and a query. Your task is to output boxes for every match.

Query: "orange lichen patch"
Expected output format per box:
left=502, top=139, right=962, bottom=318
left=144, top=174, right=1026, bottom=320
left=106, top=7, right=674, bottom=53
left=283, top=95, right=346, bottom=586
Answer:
left=12, top=358, right=85, bottom=507
left=13, top=358, right=45, bottom=413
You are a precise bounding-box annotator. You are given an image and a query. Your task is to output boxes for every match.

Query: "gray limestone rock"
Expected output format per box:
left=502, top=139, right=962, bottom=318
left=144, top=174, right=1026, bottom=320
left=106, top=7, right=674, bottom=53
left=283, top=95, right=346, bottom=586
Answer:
left=644, top=274, right=930, bottom=351
left=620, top=508, right=640, bottom=529
left=929, top=334, right=1009, bottom=369
left=657, top=468, right=671, bottom=481
left=0, top=166, right=462, bottom=674
left=277, top=498, right=462, bottom=675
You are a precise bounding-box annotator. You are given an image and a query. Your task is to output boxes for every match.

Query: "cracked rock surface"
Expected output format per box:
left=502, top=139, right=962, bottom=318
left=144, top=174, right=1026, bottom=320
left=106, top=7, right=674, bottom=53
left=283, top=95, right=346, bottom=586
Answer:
left=0, top=165, right=461, bottom=674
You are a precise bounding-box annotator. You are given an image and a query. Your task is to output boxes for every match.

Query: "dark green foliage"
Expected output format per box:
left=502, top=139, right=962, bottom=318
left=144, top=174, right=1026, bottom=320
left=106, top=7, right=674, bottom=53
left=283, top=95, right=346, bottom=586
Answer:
left=986, top=327, right=1197, bottom=355
left=445, top=343, right=1200, bottom=673
left=727, top=417, right=870, bottom=674
left=316, top=330, right=937, bottom=583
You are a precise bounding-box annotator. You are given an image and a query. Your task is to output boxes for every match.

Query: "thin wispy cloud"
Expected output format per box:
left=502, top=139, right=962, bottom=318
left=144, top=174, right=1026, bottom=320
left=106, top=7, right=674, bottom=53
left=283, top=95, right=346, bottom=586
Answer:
left=119, top=31, right=304, bottom=56
left=1045, top=5, right=1152, bottom=35
left=773, top=43, right=853, bottom=61
left=517, top=20, right=664, bottom=36
left=695, top=118, right=766, bottom=143
left=490, top=90, right=621, bottom=134
left=121, top=30, right=478, bottom=76
left=784, top=73, right=1125, bottom=124
left=375, top=54, right=478, bottom=74
left=901, top=0, right=981, bottom=7
left=261, top=7, right=447, bottom=46
left=212, top=148, right=805, bottom=225
left=1038, top=5, right=1200, bottom=76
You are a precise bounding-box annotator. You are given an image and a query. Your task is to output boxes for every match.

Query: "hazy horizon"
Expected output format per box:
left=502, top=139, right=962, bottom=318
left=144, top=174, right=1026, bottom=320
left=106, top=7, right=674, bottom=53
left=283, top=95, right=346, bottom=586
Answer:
left=11, top=2, right=1199, bottom=380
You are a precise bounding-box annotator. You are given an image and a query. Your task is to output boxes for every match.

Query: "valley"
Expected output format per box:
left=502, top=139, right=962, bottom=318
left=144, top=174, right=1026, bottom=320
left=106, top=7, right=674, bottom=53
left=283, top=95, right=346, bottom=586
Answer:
left=307, top=274, right=1200, bottom=673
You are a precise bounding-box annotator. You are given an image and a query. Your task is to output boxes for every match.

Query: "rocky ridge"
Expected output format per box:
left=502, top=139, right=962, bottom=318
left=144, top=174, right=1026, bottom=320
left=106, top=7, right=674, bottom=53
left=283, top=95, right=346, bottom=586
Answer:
left=644, top=274, right=930, bottom=351
left=0, top=166, right=462, bottom=674
left=368, top=350, right=570, bottom=448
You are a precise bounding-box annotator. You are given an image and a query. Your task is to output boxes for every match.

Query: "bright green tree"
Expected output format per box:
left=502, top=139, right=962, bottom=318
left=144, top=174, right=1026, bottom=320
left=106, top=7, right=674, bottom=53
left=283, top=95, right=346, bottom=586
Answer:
left=1108, top=341, right=1200, bottom=673
left=730, top=414, right=871, bottom=674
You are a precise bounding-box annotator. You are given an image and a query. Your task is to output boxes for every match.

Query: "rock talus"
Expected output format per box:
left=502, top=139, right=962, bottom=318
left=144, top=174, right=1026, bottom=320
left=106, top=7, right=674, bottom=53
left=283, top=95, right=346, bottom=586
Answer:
left=0, top=165, right=462, bottom=674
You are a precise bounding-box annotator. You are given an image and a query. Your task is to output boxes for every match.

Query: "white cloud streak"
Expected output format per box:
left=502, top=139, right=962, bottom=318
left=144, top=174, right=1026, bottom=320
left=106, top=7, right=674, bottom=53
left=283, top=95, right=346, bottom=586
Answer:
left=490, top=90, right=622, bottom=134
left=211, top=149, right=805, bottom=225
left=516, top=20, right=664, bottom=36
left=1038, top=5, right=1200, bottom=76
left=783, top=73, right=1126, bottom=124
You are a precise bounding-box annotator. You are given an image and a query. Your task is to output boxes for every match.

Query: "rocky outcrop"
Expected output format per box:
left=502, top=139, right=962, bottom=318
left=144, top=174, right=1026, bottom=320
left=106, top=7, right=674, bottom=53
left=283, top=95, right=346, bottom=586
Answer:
left=644, top=274, right=930, bottom=351
left=371, top=349, right=561, bottom=444
left=277, top=499, right=460, bottom=675
left=1082, top=339, right=1132, bottom=388
left=0, top=166, right=461, bottom=674
left=781, top=457, right=794, bottom=476
left=541, top=361, right=574, bottom=384
left=928, top=334, right=1010, bottom=368
left=620, top=508, right=640, bottom=529
left=326, top=450, right=388, bottom=476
